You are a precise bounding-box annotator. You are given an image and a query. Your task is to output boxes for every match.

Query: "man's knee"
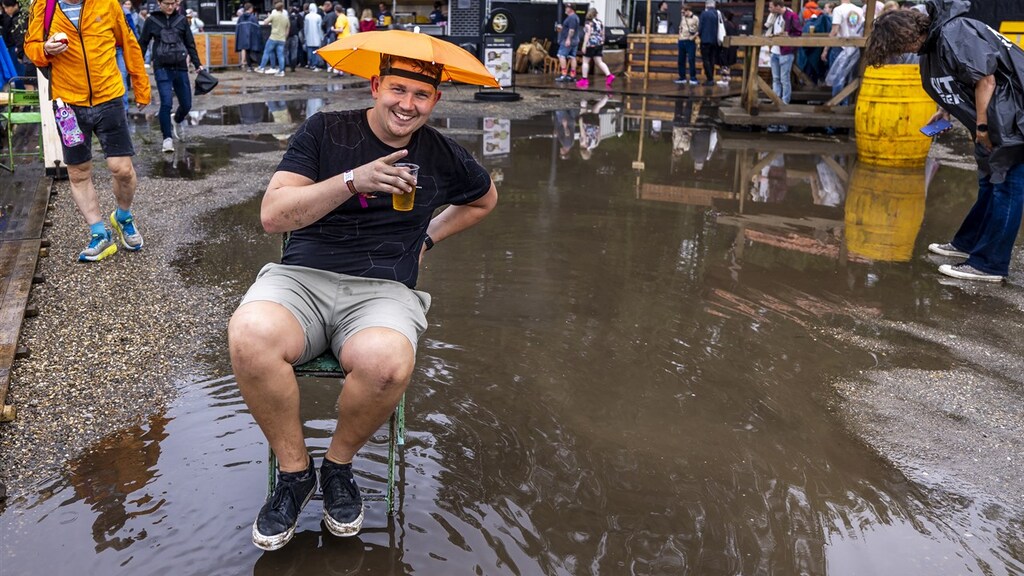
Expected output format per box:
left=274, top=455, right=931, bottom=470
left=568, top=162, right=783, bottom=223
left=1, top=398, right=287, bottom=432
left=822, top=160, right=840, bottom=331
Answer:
left=67, top=161, right=93, bottom=185
left=107, top=157, right=135, bottom=180
left=343, top=330, right=415, bottom=389
left=228, top=303, right=304, bottom=366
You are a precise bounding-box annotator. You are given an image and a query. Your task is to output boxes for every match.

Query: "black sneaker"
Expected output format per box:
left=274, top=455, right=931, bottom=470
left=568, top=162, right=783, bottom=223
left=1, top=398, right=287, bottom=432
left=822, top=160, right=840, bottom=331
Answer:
left=252, top=455, right=317, bottom=551
left=320, top=459, right=364, bottom=537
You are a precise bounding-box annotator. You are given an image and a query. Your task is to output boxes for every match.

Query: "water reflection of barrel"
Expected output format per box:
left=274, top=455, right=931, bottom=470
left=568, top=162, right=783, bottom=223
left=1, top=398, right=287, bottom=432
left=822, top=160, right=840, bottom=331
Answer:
left=844, top=163, right=926, bottom=262
left=855, top=65, right=934, bottom=168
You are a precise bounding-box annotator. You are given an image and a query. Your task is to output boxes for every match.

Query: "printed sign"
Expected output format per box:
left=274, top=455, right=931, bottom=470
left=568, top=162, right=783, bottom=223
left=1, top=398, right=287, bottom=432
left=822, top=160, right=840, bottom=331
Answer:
left=483, top=34, right=514, bottom=88
left=483, top=117, right=510, bottom=156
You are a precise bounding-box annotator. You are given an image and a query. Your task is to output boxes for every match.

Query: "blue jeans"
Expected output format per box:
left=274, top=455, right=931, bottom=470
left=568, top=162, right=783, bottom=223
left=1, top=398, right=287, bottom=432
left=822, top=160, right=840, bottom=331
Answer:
left=259, top=39, right=285, bottom=70
left=154, top=67, right=192, bottom=139
left=770, top=52, right=795, bottom=104
left=306, top=46, right=323, bottom=68
left=677, top=40, right=697, bottom=81
left=951, top=163, right=1024, bottom=276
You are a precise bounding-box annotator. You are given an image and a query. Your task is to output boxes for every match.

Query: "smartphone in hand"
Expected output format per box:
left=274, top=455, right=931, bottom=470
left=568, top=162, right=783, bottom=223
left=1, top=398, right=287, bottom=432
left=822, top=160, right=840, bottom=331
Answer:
left=920, top=118, right=953, bottom=137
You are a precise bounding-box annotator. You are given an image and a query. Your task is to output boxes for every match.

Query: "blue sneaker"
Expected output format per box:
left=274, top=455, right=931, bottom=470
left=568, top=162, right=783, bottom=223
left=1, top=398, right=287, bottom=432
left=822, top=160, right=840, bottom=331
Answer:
left=109, top=211, right=144, bottom=251
left=253, top=455, right=317, bottom=551
left=78, top=229, right=117, bottom=262
left=320, top=459, right=364, bottom=537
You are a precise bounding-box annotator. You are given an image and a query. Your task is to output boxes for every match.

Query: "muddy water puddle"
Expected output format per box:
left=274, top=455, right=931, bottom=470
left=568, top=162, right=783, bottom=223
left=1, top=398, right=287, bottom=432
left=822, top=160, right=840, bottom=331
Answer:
left=3, top=100, right=1023, bottom=575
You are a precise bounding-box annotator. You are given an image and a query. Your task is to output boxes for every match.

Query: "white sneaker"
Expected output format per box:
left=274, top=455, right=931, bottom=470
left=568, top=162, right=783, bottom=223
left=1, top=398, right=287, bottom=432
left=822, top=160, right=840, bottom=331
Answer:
left=938, top=263, right=1005, bottom=282
left=255, top=67, right=266, bottom=73
left=275, top=71, right=285, bottom=77
left=162, top=137, right=174, bottom=153
left=265, top=68, right=278, bottom=74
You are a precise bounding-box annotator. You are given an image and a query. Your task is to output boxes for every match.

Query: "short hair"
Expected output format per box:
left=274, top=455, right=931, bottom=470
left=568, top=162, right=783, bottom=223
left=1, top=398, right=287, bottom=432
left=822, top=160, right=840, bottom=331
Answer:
left=2, top=0, right=21, bottom=7
left=770, top=0, right=786, bottom=7
left=864, top=8, right=930, bottom=66
left=334, top=4, right=343, bottom=11
left=275, top=1, right=284, bottom=9
left=379, top=54, right=444, bottom=87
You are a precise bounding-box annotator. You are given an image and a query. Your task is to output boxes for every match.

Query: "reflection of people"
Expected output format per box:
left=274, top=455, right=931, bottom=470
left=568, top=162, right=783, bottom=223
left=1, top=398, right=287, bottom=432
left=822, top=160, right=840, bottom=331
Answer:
left=690, top=126, right=717, bottom=172
left=752, top=154, right=787, bottom=202
left=229, top=54, right=498, bottom=550
left=578, top=95, right=609, bottom=160
left=866, top=2, right=1024, bottom=282
left=814, top=158, right=845, bottom=206
left=672, top=99, right=699, bottom=161
left=25, top=0, right=150, bottom=262
left=555, top=108, right=578, bottom=158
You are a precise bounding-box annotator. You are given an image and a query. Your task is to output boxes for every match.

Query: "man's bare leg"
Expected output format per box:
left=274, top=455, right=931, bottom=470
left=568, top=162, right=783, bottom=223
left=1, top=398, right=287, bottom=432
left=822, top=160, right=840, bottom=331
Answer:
left=228, top=301, right=309, bottom=473
left=328, top=327, right=415, bottom=464
left=107, top=156, right=137, bottom=211
left=66, top=161, right=102, bottom=225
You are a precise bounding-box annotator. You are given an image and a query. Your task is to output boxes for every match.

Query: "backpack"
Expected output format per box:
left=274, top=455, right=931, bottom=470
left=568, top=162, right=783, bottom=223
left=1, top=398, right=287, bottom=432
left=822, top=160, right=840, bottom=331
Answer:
left=151, top=14, right=188, bottom=66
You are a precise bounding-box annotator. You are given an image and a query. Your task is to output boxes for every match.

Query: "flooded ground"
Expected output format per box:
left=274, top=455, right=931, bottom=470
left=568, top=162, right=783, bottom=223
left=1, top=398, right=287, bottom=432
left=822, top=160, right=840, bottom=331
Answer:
left=2, top=95, right=1023, bottom=575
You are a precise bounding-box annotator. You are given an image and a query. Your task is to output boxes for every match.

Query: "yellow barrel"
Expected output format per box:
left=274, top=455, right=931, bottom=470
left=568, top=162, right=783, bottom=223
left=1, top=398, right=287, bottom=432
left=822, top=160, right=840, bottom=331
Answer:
left=845, top=162, right=926, bottom=262
left=855, top=64, right=935, bottom=168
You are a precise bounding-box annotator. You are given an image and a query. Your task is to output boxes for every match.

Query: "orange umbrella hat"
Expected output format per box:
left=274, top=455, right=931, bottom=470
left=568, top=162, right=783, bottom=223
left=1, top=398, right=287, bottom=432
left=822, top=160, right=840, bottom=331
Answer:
left=317, top=30, right=500, bottom=88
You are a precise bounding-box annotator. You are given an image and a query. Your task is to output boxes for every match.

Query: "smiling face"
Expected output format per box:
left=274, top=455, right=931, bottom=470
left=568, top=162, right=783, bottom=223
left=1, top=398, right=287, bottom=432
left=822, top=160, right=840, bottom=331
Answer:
left=368, top=59, right=443, bottom=148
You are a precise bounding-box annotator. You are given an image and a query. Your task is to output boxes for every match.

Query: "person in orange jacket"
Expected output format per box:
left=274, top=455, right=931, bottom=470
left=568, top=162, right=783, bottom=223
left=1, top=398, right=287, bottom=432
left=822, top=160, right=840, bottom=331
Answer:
left=24, top=0, right=150, bottom=262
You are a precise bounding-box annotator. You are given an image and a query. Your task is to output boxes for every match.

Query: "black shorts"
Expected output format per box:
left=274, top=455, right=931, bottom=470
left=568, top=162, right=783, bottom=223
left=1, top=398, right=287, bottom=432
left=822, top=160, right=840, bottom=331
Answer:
left=584, top=45, right=604, bottom=58
left=61, top=98, right=134, bottom=166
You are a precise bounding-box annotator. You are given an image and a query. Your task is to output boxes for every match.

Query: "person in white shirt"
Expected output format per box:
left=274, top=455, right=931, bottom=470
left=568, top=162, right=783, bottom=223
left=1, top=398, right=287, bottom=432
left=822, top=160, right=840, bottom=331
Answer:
left=186, top=8, right=204, bottom=34
left=825, top=0, right=863, bottom=104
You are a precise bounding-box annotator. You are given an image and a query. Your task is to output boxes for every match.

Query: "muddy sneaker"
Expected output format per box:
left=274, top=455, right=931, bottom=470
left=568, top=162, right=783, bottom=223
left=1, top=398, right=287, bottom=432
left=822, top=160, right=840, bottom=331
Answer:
left=320, top=459, right=364, bottom=537
left=109, top=212, right=144, bottom=251
left=928, top=242, right=969, bottom=258
left=938, top=263, right=1005, bottom=282
left=252, top=455, right=317, bottom=551
left=78, top=229, right=117, bottom=262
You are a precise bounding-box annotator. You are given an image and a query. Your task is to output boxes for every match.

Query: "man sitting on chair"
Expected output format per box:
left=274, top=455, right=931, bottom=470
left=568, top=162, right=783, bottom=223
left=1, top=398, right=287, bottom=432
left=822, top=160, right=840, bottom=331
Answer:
left=228, top=54, right=498, bottom=550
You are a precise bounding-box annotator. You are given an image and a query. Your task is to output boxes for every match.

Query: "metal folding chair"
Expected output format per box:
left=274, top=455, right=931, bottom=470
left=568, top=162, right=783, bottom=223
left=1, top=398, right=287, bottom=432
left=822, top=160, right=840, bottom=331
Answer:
left=1, top=78, right=43, bottom=172
left=266, top=354, right=406, bottom=514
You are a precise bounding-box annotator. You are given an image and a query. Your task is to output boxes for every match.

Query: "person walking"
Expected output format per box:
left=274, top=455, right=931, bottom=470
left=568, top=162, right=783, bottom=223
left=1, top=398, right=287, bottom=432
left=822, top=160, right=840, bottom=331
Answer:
left=575, top=7, right=614, bottom=89
left=555, top=3, right=579, bottom=82
left=256, top=1, right=289, bottom=75
left=286, top=3, right=304, bottom=71
left=765, top=0, right=801, bottom=131
left=228, top=53, right=498, bottom=550
left=303, top=2, right=323, bottom=70
left=866, top=0, right=1024, bottom=282
left=697, top=0, right=722, bottom=86
left=235, top=2, right=261, bottom=71
left=139, top=0, right=204, bottom=153
left=24, top=0, right=150, bottom=262
left=675, top=4, right=699, bottom=85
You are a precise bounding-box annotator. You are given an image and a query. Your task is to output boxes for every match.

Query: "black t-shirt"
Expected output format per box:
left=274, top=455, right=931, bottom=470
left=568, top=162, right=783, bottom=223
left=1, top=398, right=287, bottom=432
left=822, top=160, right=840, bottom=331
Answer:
left=277, top=109, right=492, bottom=288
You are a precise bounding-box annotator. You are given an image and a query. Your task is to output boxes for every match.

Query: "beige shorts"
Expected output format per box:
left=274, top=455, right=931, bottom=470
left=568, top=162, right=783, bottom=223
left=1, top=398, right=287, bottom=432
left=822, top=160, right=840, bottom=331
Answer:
left=239, top=263, right=431, bottom=365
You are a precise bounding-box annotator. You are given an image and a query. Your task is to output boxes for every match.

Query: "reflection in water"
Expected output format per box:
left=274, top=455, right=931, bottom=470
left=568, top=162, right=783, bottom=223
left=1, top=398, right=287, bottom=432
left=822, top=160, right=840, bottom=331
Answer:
left=67, top=414, right=168, bottom=552
left=1, top=106, right=1021, bottom=575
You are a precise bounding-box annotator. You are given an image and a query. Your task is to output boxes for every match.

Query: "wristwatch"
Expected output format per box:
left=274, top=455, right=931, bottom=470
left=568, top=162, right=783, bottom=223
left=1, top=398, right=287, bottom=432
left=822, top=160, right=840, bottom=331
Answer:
left=424, top=234, right=435, bottom=251
left=343, top=169, right=359, bottom=195
left=977, top=123, right=989, bottom=132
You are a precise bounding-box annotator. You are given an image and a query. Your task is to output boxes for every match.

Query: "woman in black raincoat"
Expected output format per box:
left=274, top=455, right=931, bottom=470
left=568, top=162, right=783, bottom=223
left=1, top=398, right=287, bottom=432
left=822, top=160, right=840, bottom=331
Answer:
left=866, top=0, right=1024, bottom=282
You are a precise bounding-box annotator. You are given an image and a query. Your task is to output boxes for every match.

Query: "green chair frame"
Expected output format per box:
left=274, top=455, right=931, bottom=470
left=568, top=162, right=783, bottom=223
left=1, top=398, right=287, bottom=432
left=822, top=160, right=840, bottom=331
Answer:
left=1, top=78, right=43, bottom=172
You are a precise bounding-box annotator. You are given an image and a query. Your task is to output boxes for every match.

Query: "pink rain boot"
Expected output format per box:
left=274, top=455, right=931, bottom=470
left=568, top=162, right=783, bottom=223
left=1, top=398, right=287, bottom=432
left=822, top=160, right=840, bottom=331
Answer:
left=605, top=74, right=616, bottom=88
left=576, top=78, right=589, bottom=89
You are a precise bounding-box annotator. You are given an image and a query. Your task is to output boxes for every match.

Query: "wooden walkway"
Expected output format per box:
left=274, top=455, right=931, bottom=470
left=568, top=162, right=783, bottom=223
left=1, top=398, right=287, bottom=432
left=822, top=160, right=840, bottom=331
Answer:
left=0, top=166, right=51, bottom=423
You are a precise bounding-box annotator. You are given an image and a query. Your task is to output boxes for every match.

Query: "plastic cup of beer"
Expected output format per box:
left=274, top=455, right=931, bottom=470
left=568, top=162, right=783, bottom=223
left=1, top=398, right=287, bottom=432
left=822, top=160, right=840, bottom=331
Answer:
left=392, top=163, right=419, bottom=211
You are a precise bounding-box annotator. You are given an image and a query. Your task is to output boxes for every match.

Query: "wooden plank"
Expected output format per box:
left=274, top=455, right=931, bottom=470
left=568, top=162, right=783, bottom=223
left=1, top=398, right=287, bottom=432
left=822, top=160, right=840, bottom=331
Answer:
left=640, top=183, right=735, bottom=206
left=0, top=239, right=42, bottom=416
left=0, top=177, right=51, bottom=242
left=719, top=105, right=856, bottom=127
left=718, top=136, right=858, bottom=155
left=756, top=75, right=783, bottom=106
left=823, top=78, right=861, bottom=107
left=728, top=36, right=866, bottom=48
